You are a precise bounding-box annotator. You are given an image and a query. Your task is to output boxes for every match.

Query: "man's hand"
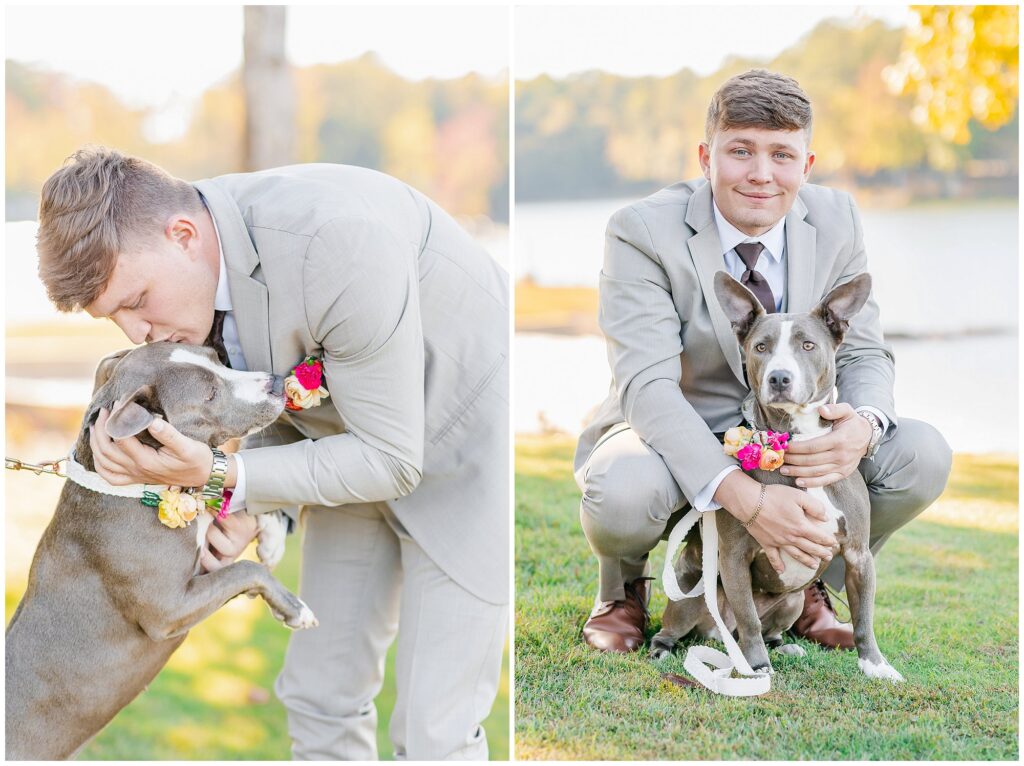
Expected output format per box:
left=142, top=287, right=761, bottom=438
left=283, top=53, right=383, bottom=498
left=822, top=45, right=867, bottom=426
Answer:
left=781, top=403, right=873, bottom=488
left=90, top=407, right=213, bottom=488
left=715, top=471, right=837, bottom=574
left=200, top=512, right=260, bottom=573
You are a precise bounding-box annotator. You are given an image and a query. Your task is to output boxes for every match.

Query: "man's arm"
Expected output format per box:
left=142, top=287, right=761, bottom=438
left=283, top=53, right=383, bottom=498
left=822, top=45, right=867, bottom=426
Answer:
left=232, top=419, right=306, bottom=524
left=240, top=216, right=425, bottom=513
left=600, top=205, right=734, bottom=501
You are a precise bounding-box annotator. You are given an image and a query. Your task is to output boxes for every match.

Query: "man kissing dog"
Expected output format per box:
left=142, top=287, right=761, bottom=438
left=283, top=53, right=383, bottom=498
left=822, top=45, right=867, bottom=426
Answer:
left=34, top=150, right=509, bottom=760
left=574, top=69, right=951, bottom=658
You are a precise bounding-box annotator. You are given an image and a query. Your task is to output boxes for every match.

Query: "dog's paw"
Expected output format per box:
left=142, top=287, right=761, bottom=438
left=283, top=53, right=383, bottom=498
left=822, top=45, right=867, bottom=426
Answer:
left=286, top=600, right=319, bottom=630
left=649, top=644, right=674, bottom=661
left=775, top=643, right=806, bottom=657
left=858, top=657, right=904, bottom=682
left=255, top=511, right=288, bottom=569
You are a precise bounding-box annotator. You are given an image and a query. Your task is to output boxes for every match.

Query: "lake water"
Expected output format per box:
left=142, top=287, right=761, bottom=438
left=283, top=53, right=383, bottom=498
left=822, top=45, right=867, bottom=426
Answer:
left=515, top=197, right=1018, bottom=452
left=515, top=332, right=1017, bottom=453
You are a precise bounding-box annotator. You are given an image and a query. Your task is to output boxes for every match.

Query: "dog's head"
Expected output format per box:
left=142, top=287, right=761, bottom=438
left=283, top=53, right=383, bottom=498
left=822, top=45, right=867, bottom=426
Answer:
left=84, top=343, right=286, bottom=452
left=714, top=271, right=872, bottom=411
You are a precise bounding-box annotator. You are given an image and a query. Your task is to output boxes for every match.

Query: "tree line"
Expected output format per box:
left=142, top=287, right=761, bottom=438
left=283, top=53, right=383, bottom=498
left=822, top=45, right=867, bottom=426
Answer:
left=516, top=16, right=1017, bottom=202
left=6, top=53, right=509, bottom=221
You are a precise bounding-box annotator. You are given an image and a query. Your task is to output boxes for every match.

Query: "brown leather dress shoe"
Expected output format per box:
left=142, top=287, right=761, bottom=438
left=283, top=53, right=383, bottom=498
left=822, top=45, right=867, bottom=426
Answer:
left=582, top=577, right=651, bottom=653
left=790, top=580, right=855, bottom=650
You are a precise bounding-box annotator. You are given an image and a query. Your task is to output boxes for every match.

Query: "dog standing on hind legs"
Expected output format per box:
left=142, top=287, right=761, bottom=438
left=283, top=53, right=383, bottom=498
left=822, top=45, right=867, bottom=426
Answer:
left=652, top=272, right=903, bottom=682
left=6, top=342, right=317, bottom=760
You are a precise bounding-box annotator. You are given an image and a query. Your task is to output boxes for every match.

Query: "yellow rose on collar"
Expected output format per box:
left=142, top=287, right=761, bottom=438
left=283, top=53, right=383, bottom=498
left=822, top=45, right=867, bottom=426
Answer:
left=158, top=489, right=200, bottom=528
left=723, top=426, right=753, bottom=457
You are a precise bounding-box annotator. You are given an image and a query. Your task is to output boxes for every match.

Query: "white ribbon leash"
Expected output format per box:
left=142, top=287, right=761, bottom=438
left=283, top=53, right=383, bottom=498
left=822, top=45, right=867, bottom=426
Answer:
left=662, top=508, right=771, bottom=697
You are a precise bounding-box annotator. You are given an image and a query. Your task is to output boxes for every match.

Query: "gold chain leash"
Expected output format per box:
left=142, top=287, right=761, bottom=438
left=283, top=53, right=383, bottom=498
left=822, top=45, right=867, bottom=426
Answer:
left=5, top=457, right=67, bottom=477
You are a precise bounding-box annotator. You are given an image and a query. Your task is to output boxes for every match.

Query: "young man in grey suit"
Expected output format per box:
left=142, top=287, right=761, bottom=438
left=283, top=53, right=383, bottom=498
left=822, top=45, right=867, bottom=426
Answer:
left=37, top=149, right=509, bottom=760
left=575, top=70, right=952, bottom=653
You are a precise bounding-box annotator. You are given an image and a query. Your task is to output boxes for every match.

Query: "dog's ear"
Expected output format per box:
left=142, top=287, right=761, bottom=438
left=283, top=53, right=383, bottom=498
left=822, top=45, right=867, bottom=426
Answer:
left=104, top=384, right=161, bottom=440
left=714, top=271, right=765, bottom=343
left=92, top=349, right=133, bottom=394
left=812, top=274, right=872, bottom=345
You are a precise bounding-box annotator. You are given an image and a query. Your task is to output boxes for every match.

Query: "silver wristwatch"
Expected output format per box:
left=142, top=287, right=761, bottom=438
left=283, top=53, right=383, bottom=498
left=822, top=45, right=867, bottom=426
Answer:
left=858, top=411, right=884, bottom=460
left=201, top=447, right=229, bottom=504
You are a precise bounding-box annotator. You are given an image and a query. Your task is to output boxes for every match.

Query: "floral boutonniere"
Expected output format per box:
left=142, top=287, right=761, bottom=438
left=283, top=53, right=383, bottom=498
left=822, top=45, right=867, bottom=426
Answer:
left=285, top=355, right=330, bottom=411
left=723, top=426, right=790, bottom=472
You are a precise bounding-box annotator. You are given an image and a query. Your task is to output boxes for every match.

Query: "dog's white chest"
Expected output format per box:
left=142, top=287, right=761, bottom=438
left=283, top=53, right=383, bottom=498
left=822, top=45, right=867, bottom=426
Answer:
left=195, top=513, right=213, bottom=549
left=807, top=486, right=845, bottom=529
left=776, top=427, right=844, bottom=589
left=776, top=489, right=843, bottom=588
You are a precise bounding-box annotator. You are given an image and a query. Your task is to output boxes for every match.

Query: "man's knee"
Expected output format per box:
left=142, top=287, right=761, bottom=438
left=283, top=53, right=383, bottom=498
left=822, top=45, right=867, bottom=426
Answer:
left=579, top=450, right=681, bottom=547
left=868, top=418, right=953, bottom=510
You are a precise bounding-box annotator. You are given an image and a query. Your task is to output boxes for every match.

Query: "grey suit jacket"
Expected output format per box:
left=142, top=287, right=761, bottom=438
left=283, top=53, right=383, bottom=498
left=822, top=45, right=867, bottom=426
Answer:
left=194, top=165, right=509, bottom=605
left=575, top=179, right=895, bottom=504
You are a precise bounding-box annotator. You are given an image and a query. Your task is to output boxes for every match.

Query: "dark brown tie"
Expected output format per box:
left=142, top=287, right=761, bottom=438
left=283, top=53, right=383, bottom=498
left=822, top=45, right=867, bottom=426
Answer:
left=205, top=309, right=231, bottom=367
left=734, top=242, right=776, bottom=313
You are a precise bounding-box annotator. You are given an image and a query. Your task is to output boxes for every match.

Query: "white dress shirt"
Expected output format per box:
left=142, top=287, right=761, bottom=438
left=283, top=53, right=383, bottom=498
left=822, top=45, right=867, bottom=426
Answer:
left=691, top=202, right=888, bottom=513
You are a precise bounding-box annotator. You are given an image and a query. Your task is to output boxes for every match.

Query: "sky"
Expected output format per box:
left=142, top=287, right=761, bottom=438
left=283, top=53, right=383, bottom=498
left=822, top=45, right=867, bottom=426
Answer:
left=515, top=5, right=914, bottom=80
left=5, top=5, right=914, bottom=106
left=5, top=4, right=510, bottom=110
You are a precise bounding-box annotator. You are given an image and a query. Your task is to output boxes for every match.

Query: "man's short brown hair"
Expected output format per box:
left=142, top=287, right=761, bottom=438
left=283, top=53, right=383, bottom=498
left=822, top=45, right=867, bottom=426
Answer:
left=36, top=146, right=203, bottom=312
left=705, top=69, right=813, bottom=143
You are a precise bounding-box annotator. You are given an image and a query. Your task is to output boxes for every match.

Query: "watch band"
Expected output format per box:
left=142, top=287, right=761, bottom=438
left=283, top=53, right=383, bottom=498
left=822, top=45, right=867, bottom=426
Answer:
left=858, top=411, right=883, bottom=460
left=201, top=448, right=229, bottom=504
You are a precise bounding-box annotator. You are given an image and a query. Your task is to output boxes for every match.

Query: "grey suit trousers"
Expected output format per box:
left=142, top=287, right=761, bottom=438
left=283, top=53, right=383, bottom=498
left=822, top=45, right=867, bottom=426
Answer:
left=274, top=503, right=507, bottom=761
left=577, top=418, right=953, bottom=602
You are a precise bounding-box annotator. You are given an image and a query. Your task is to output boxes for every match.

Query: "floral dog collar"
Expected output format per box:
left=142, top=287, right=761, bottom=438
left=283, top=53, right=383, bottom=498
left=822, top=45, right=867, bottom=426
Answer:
left=723, top=426, right=790, bottom=472
left=141, top=487, right=233, bottom=528
left=285, top=356, right=330, bottom=411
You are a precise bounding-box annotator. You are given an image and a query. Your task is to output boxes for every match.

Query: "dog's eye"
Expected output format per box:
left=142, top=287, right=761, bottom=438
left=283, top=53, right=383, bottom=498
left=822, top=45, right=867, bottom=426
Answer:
left=754, top=342, right=767, bottom=353
left=206, top=387, right=218, bottom=402
left=802, top=341, right=815, bottom=351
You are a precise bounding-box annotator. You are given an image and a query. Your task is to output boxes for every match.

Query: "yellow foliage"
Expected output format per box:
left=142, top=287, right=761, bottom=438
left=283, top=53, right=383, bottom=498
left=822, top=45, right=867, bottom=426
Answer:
left=885, top=5, right=1019, bottom=143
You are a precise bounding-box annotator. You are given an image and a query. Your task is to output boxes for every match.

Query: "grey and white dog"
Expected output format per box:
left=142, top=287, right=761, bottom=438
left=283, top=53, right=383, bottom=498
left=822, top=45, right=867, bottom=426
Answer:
left=651, top=272, right=903, bottom=682
left=6, top=342, right=316, bottom=760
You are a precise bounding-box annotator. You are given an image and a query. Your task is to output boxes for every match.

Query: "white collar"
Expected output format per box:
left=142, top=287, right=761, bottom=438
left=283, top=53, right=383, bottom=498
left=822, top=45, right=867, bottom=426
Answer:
left=65, top=450, right=169, bottom=499
left=203, top=195, right=233, bottom=313
left=712, top=200, right=786, bottom=263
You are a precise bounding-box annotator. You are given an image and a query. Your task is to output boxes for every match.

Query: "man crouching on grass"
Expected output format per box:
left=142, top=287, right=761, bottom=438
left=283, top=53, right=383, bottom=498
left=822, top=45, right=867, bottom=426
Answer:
left=573, top=69, right=951, bottom=654
left=36, top=148, right=509, bottom=760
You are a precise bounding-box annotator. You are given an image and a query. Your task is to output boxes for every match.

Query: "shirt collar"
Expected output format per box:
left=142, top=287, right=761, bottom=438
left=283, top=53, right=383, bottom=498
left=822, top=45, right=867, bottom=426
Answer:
left=712, top=199, right=786, bottom=263
left=202, top=194, right=233, bottom=312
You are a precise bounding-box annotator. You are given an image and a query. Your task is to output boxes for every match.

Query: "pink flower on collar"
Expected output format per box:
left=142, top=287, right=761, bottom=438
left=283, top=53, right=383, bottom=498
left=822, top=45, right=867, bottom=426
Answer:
left=736, top=443, right=763, bottom=471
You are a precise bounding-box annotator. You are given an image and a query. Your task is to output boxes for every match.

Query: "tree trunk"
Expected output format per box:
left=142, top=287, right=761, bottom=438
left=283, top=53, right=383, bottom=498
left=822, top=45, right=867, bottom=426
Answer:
left=243, top=6, right=295, bottom=171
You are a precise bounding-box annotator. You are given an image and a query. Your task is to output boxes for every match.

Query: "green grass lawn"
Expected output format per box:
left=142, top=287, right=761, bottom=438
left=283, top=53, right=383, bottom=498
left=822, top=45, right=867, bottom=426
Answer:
left=5, top=528, right=509, bottom=760
left=515, top=436, right=1019, bottom=760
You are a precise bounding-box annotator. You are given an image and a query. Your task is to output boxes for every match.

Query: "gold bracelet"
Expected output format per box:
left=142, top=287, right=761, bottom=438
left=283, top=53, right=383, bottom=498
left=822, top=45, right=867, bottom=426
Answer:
left=742, top=483, right=767, bottom=528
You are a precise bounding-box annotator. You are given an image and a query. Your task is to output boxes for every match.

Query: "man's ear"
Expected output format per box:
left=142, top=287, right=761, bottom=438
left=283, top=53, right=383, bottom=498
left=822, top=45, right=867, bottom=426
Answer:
left=714, top=271, right=765, bottom=343
left=104, top=384, right=161, bottom=439
left=92, top=349, right=132, bottom=394
left=812, top=273, right=872, bottom=345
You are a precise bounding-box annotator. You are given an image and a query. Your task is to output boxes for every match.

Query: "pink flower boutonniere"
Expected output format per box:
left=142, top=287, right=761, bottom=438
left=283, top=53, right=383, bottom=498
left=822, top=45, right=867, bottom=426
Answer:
left=285, top=356, right=330, bottom=411
left=723, top=426, right=790, bottom=472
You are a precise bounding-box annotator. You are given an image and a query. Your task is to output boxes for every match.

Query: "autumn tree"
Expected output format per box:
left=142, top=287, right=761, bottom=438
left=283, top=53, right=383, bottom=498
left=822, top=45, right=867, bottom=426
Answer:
left=884, top=5, right=1019, bottom=144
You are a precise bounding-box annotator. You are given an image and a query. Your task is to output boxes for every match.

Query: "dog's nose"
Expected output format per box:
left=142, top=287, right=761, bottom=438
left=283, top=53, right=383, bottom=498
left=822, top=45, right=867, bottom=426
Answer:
left=768, top=369, right=792, bottom=391
left=269, top=375, right=285, bottom=397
